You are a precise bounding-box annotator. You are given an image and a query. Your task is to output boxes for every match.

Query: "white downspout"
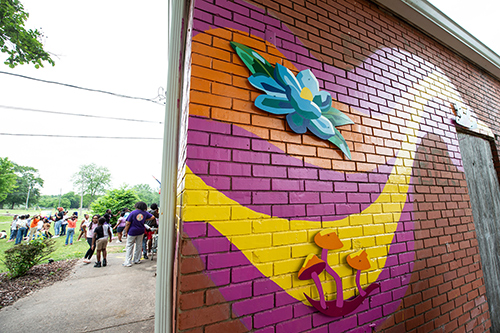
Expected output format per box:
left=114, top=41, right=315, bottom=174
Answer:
left=156, top=0, right=187, bottom=331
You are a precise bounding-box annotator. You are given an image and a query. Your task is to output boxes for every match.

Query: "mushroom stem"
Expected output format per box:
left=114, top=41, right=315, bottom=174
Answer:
left=355, top=270, right=366, bottom=297
left=321, top=248, right=344, bottom=308
left=311, top=271, right=326, bottom=310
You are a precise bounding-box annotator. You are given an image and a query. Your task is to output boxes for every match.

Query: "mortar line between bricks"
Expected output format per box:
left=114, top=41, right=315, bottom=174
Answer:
left=79, top=316, right=154, bottom=332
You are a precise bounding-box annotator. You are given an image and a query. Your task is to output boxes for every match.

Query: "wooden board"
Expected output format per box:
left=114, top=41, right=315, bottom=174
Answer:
left=458, top=132, right=500, bottom=332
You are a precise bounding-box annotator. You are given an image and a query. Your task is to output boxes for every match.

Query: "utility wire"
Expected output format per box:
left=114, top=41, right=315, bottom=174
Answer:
left=0, top=105, right=163, bottom=124
left=0, top=71, right=166, bottom=105
left=0, top=133, right=162, bottom=140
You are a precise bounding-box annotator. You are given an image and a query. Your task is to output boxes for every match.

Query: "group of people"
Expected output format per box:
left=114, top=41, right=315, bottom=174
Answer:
left=81, top=202, right=159, bottom=268
left=6, top=209, right=80, bottom=245
left=2, top=201, right=160, bottom=268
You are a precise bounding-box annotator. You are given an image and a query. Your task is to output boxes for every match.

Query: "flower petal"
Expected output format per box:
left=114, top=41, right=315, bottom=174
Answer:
left=286, top=113, right=308, bottom=133
left=296, top=69, right=320, bottom=95
left=255, top=95, right=295, bottom=114
left=313, top=91, right=332, bottom=112
left=308, top=116, right=335, bottom=140
left=274, top=63, right=301, bottom=91
left=248, top=74, right=287, bottom=98
left=288, top=85, right=322, bottom=119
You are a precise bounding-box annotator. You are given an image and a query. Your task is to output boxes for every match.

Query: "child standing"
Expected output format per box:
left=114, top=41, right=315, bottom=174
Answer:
left=91, top=217, right=112, bottom=267
left=77, top=214, right=90, bottom=241
left=113, top=212, right=127, bottom=243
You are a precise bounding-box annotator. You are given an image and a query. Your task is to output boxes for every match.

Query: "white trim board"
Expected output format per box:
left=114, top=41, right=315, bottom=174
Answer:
left=372, top=0, right=500, bottom=80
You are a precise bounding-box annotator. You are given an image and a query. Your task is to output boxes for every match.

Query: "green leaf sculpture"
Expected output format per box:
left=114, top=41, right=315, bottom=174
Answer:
left=230, top=42, right=275, bottom=77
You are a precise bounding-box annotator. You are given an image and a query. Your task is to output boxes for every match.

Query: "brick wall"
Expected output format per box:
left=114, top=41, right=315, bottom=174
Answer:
left=176, top=0, right=500, bottom=331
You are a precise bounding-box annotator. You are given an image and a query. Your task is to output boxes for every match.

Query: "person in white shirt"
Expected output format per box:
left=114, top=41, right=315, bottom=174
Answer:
left=7, top=215, right=18, bottom=242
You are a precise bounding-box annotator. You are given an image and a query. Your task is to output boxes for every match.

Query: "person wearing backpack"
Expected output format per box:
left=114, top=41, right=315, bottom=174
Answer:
left=91, top=217, right=113, bottom=268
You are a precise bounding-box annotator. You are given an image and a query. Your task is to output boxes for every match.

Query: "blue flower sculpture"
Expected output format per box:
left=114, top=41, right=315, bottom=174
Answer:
left=230, top=42, right=354, bottom=159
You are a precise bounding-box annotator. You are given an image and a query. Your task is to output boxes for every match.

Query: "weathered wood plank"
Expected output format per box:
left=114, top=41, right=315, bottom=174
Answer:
left=458, top=132, right=500, bottom=332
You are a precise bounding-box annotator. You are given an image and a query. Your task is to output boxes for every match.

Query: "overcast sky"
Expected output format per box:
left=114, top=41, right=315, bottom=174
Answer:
left=0, top=0, right=168, bottom=195
left=428, top=0, right=500, bottom=55
left=0, top=0, right=497, bottom=196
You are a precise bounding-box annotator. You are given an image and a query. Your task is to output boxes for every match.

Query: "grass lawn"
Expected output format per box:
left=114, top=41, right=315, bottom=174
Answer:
left=0, top=215, right=125, bottom=273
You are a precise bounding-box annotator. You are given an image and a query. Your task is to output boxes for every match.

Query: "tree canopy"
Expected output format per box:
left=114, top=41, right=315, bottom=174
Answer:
left=90, top=188, right=139, bottom=224
left=72, top=163, right=111, bottom=206
left=0, top=157, right=17, bottom=202
left=131, top=183, right=160, bottom=206
left=1, top=163, right=43, bottom=209
left=0, top=0, right=55, bottom=68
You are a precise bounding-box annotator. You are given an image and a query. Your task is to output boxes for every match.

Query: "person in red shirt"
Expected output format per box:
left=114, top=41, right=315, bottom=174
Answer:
left=65, top=214, right=78, bottom=245
left=28, top=215, right=40, bottom=241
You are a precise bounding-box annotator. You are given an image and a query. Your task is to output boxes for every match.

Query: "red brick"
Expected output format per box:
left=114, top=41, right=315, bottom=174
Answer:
left=205, top=320, right=248, bottom=333
left=180, top=257, right=206, bottom=274
left=179, top=291, right=205, bottom=310
left=178, top=304, right=230, bottom=330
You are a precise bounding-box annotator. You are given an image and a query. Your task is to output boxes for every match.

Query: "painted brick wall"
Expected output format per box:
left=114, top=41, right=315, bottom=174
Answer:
left=176, top=0, right=500, bottom=332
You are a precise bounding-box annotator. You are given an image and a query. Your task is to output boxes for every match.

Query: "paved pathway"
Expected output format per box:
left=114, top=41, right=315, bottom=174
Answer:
left=0, top=252, right=156, bottom=332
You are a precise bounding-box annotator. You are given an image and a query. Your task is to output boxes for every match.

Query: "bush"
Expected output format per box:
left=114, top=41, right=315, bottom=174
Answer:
left=2, top=238, right=56, bottom=279
left=90, top=188, right=139, bottom=225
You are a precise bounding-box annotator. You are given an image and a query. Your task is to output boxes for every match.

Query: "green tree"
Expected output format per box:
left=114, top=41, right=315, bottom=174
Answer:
left=1, top=163, right=43, bottom=209
left=0, top=157, right=17, bottom=203
left=62, top=191, right=80, bottom=209
left=0, top=0, right=55, bottom=68
left=90, top=188, right=139, bottom=225
left=72, top=163, right=111, bottom=207
left=38, top=192, right=93, bottom=209
left=38, top=194, right=57, bottom=208
left=131, top=183, right=160, bottom=206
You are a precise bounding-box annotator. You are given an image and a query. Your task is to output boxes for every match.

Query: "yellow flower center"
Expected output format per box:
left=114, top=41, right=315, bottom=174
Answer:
left=300, top=87, right=314, bottom=101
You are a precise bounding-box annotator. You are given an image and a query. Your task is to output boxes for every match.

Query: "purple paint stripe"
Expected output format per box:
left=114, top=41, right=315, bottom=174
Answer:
left=187, top=118, right=392, bottom=220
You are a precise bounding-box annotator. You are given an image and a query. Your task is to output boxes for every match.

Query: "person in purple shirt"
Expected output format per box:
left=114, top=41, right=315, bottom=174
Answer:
left=122, top=201, right=156, bottom=267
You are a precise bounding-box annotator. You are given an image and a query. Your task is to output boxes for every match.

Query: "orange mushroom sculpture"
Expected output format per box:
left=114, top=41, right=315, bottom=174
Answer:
left=301, top=231, right=381, bottom=317
left=347, top=249, right=371, bottom=297
left=314, top=229, right=344, bottom=308
left=298, top=254, right=327, bottom=309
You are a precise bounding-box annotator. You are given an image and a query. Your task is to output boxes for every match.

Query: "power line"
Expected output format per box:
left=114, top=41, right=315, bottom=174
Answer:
left=0, top=133, right=162, bottom=140
left=0, top=71, right=166, bottom=105
left=0, top=105, right=163, bottom=124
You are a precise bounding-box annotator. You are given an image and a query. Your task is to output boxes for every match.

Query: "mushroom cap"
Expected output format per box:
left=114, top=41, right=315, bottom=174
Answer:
left=298, top=254, right=326, bottom=280
left=346, top=250, right=371, bottom=270
left=314, top=229, right=343, bottom=250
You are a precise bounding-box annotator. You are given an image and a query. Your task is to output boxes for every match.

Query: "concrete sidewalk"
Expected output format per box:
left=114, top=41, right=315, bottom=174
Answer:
left=0, top=252, right=156, bottom=332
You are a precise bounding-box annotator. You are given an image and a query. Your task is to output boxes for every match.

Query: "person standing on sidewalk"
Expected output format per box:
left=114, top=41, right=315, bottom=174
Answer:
left=91, top=217, right=113, bottom=267
left=83, top=215, right=99, bottom=264
left=122, top=202, right=156, bottom=267
left=113, top=212, right=127, bottom=243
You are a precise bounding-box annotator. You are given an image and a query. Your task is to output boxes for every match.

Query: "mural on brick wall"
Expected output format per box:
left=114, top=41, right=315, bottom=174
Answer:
left=180, top=0, right=494, bottom=331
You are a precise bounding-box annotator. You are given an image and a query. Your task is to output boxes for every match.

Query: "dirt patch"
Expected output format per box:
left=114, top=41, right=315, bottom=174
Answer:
left=0, top=259, right=78, bottom=309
